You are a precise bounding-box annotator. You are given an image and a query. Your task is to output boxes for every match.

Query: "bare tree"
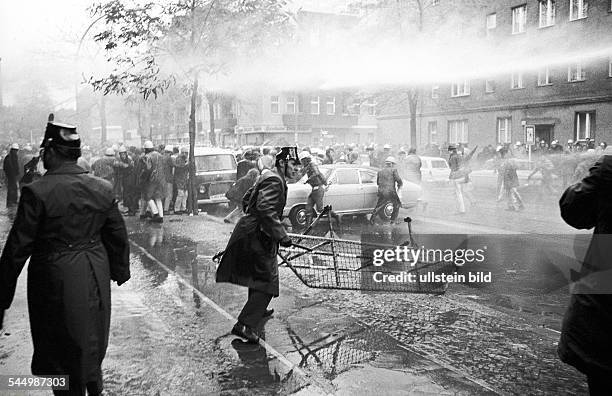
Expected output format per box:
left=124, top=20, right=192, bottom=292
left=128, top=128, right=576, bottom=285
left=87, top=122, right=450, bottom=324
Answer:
left=88, top=0, right=290, bottom=215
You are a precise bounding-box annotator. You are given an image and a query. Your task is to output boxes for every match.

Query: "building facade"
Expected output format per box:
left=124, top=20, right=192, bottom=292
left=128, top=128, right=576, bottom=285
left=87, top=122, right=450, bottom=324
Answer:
left=378, top=0, right=612, bottom=149
left=232, top=92, right=377, bottom=148
left=228, top=10, right=379, bottom=148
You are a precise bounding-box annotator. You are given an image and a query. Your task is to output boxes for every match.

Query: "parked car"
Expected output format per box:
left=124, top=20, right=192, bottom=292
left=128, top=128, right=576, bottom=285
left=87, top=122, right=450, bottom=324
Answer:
left=283, top=164, right=422, bottom=227
left=193, top=147, right=237, bottom=206
left=420, top=156, right=451, bottom=184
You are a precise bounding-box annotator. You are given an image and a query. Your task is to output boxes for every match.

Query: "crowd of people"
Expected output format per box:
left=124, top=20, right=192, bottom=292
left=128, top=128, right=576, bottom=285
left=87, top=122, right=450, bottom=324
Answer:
left=1, top=141, right=193, bottom=223
left=1, top=137, right=608, bottom=223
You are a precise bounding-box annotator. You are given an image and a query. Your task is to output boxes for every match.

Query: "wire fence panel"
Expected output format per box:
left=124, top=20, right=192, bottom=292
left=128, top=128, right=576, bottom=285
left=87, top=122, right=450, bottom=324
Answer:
left=279, top=233, right=455, bottom=294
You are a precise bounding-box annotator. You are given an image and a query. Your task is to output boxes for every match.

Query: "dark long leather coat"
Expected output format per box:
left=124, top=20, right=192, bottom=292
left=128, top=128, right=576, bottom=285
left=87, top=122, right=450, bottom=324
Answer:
left=558, top=155, right=612, bottom=377
left=216, top=170, right=287, bottom=296
left=0, top=162, right=130, bottom=385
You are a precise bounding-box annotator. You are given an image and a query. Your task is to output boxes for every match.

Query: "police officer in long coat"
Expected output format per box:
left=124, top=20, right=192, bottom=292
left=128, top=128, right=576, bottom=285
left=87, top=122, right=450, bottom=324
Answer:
left=0, top=121, right=130, bottom=396
left=558, top=150, right=612, bottom=393
left=216, top=148, right=297, bottom=343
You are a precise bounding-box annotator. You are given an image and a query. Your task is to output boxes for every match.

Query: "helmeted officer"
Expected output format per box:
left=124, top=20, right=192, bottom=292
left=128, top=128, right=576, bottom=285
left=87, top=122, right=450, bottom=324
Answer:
left=369, top=156, right=403, bottom=224
left=0, top=120, right=130, bottom=396
left=216, top=147, right=298, bottom=343
left=298, top=150, right=333, bottom=227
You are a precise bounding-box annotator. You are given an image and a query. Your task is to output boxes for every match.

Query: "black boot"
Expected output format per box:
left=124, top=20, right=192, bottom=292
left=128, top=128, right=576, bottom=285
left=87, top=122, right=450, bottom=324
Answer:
left=231, top=322, right=259, bottom=343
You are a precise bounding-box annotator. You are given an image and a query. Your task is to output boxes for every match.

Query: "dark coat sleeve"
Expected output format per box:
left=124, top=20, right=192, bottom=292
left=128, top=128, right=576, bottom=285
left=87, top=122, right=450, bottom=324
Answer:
left=101, top=201, right=131, bottom=285
left=393, top=169, right=403, bottom=188
left=256, top=177, right=287, bottom=242
left=559, top=160, right=603, bottom=230
left=0, top=187, right=43, bottom=309
left=242, top=185, right=255, bottom=212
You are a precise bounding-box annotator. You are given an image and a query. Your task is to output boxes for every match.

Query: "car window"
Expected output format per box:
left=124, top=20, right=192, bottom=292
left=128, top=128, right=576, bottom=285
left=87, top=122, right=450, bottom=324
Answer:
left=297, top=167, right=333, bottom=183
left=335, top=169, right=359, bottom=185
left=195, top=154, right=236, bottom=172
left=431, top=160, right=448, bottom=169
left=359, top=170, right=375, bottom=184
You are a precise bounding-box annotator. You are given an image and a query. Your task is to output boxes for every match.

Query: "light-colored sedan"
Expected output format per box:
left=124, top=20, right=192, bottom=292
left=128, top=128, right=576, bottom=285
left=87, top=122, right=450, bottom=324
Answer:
left=283, top=164, right=422, bottom=227
left=420, top=156, right=451, bottom=184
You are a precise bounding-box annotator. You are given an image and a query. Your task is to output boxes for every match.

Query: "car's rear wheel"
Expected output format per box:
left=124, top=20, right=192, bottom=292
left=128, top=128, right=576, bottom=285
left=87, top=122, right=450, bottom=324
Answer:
left=289, top=205, right=308, bottom=228
left=379, top=201, right=394, bottom=221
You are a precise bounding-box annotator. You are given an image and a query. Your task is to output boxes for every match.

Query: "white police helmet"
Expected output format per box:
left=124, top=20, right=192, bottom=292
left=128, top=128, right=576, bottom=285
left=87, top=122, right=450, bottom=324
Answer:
left=298, top=151, right=311, bottom=161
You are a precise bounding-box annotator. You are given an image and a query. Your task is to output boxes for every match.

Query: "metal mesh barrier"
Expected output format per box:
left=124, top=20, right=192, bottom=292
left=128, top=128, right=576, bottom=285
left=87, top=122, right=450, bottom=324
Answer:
left=279, top=233, right=454, bottom=293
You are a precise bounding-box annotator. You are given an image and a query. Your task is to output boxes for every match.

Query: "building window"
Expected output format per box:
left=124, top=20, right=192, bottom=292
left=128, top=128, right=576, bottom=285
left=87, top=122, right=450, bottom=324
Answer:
left=326, top=96, right=335, bottom=115
left=213, top=103, right=222, bottom=120
left=270, top=96, right=280, bottom=114
left=568, top=62, right=586, bottom=82
left=539, top=0, right=555, bottom=27
left=364, top=99, right=376, bottom=116
left=286, top=96, right=296, bottom=113
left=428, top=121, right=438, bottom=143
left=448, top=120, right=468, bottom=144
left=233, top=102, right=241, bottom=117
left=431, top=85, right=439, bottom=99
left=512, top=5, right=527, bottom=34
left=575, top=111, right=595, bottom=141
left=451, top=80, right=470, bottom=97
left=486, top=13, right=497, bottom=35
left=511, top=72, right=524, bottom=89
left=310, top=96, right=320, bottom=115
left=570, top=0, right=587, bottom=20
left=537, top=66, right=552, bottom=85
left=485, top=79, right=496, bottom=93
left=497, top=117, right=512, bottom=143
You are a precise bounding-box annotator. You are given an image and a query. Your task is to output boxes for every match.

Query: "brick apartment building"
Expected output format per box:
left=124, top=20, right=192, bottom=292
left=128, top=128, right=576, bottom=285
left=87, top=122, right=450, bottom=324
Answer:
left=228, top=92, right=377, bottom=148
left=221, top=10, right=378, bottom=148
left=378, top=0, right=612, bottom=149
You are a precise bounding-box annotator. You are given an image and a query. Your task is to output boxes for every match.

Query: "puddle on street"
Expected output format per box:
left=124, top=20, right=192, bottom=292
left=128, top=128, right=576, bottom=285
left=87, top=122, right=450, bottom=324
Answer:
left=129, top=228, right=314, bottom=394
left=281, top=316, right=490, bottom=395
left=127, top=226, right=486, bottom=394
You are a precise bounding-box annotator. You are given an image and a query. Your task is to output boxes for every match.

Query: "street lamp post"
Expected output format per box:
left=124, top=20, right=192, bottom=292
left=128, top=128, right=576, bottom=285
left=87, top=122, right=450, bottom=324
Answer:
left=74, top=15, right=106, bottom=138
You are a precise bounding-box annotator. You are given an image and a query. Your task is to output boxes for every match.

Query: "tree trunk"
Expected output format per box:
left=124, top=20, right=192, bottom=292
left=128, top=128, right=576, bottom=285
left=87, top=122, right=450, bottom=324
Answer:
left=100, top=94, right=107, bottom=144
left=188, top=75, right=199, bottom=216
left=408, top=88, right=418, bottom=149
left=208, top=95, right=217, bottom=146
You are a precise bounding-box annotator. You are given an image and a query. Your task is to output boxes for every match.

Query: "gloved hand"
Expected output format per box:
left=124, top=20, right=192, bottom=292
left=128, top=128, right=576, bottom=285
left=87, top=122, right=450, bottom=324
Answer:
left=279, top=236, right=292, bottom=247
